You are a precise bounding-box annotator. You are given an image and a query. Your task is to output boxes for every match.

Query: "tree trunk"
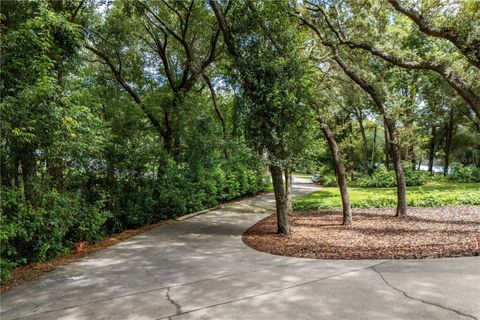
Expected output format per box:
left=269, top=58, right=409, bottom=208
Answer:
left=317, top=113, right=352, bottom=225
left=285, top=167, right=293, bottom=215
left=386, top=118, right=408, bottom=217
left=325, top=48, right=407, bottom=217
left=21, top=155, right=37, bottom=203
left=47, top=157, right=64, bottom=186
left=348, top=121, right=355, bottom=180
left=371, top=125, right=377, bottom=169
left=17, top=161, right=24, bottom=192
left=428, top=125, right=436, bottom=175
left=384, top=122, right=390, bottom=168
left=443, top=109, right=455, bottom=176
left=355, top=112, right=370, bottom=175
left=163, top=106, right=174, bottom=154
left=106, top=148, right=116, bottom=211
left=270, top=165, right=290, bottom=234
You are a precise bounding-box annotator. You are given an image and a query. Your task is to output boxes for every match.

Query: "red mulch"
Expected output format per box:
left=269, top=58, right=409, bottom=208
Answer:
left=243, top=206, right=480, bottom=260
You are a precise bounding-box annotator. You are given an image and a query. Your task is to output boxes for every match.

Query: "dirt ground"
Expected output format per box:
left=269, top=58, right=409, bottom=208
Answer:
left=243, top=206, right=480, bottom=260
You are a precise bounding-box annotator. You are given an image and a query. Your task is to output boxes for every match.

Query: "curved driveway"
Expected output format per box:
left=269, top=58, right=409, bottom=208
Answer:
left=1, top=182, right=479, bottom=320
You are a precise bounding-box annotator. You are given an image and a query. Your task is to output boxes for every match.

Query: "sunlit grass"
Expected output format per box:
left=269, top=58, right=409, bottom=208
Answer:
left=294, top=182, right=480, bottom=210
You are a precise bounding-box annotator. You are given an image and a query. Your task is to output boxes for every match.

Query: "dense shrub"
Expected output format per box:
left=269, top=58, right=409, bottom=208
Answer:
left=447, top=163, right=480, bottom=183
left=317, top=174, right=338, bottom=187
left=404, top=167, right=428, bottom=186
left=358, top=167, right=395, bottom=187
left=0, top=160, right=267, bottom=281
left=358, top=166, right=427, bottom=188
left=0, top=185, right=108, bottom=280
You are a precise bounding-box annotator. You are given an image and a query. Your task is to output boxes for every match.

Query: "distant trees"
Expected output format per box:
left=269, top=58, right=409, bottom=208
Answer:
left=292, top=0, right=479, bottom=217
left=86, top=0, right=222, bottom=156
left=1, top=0, right=83, bottom=200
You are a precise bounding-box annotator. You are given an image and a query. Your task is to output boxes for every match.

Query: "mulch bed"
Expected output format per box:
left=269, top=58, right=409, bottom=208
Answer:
left=0, top=219, right=175, bottom=294
left=243, top=206, right=480, bottom=260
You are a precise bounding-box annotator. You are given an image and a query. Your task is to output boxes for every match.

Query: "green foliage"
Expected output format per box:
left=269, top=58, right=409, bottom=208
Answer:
left=2, top=0, right=479, bottom=284
left=358, top=167, right=395, bottom=187
left=294, top=182, right=480, bottom=211
left=404, top=167, right=429, bottom=186
left=447, top=163, right=480, bottom=183
left=0, top=258, right=17, bottom=282
left=0, top=159, right=267, bottom=280
left=0, top=183, right=109, bottom=265
left=358, top=166, right=427, bottom=187
left=229, top=1, right=314, bottom=165
left=318, top=174, right=338, bottom=187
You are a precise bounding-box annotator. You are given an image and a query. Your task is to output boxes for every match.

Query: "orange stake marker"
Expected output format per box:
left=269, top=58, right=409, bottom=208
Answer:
left=76, top=243, right=84, bottom=254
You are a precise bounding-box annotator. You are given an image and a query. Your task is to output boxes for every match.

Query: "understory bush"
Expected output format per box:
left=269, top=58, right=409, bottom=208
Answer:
left=317, top=174, right=338, bottom=187
left=0, top=185, right=109, bottom=281
left=447, top=163, right=480, bottom=183
left=0, top=160, right=267, bottom=281
left=358, top=166, right=427, bottom=188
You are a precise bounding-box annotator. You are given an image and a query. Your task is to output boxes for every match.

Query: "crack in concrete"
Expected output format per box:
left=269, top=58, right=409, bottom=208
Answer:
left=3, top=259, right=310, bottom=320
left=155, top=260, right=391, bottom=320
left=142, top=261, right=164, bottom=286
left=166, top=287, right=182, bottom=315
left=370, top=265, right=478, bottom=320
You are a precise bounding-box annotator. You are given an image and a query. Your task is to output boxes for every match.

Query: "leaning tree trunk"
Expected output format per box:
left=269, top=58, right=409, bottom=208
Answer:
left=317, top=113, right=352, bottom=225
left=270, top=165, right=290, bottom=234
left=202, top=73, right=229, bottom=159
left=321, top=46, right=407, bottom=217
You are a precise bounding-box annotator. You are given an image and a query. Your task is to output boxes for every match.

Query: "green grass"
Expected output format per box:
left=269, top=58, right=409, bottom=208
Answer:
left=294, top=182, right=480, bottom=210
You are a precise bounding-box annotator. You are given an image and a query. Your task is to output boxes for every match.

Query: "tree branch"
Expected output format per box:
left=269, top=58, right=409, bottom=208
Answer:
left=388, top=0, right=480, bottom=69
left=85, top=45, right=167, bottom=139
left=304, top=5, right=480, bottom=120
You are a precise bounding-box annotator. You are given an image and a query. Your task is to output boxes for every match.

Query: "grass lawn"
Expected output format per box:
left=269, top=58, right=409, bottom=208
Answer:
left=294, top=182, right=480, bottom=210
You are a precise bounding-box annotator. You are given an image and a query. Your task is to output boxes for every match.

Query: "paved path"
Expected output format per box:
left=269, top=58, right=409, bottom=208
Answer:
left=1, top=183, right=479, bottom=320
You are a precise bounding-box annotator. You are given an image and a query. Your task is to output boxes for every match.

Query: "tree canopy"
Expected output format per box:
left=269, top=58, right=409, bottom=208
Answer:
left=1, top=0, right=479, bottom=279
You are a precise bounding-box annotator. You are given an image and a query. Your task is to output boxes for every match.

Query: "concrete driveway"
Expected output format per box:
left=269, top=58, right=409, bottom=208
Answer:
left=1, top=183, right=479, bottom=320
